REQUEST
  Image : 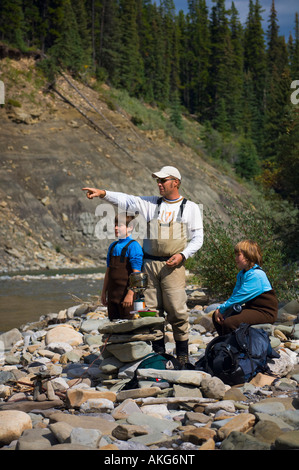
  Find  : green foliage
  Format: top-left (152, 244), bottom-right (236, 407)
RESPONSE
top-left (183, 0), bottom-right (211, 117)
top-left (263, 1), bottom-right (291, 162)
top-left (118, 0), bottom-right (144, 96)
top-left (243, 0), bottom-right (267, 150)
top-left (187, 195), bottom-right (297, 301)
top-left (274, 106), bottom-right (299, 256)
top-left (170, 89), bottom-right (183, 130)
top-left (7, 98), bottom-right (22, 107)
top-left (234, 136), bottom-right (260, 180)
top-left (48, 0), bottom-right (87, 76)
top-left (289, 13), bottom-right (299, 79)
top-left (0, 0), bottom-right (25, 49)
top-left (202, 124), bottom-right (259, 180)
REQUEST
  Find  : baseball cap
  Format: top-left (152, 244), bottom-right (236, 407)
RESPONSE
top-left (152, 166), bottom-right (181, 180)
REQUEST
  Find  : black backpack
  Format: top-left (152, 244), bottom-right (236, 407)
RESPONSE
top-left (195, 323), bottom-right (280, 386)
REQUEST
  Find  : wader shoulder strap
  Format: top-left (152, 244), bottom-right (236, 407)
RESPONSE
top-left (155, 197), bottom-right (163, 217)
top-left (108, 241), bottom-right (118, 263)
top-left (120, 240), bottom-right (136, 262)
top-left (179, 198), bottom-right (187, 218)
top-left (109, 239), bottom-right (136, 263)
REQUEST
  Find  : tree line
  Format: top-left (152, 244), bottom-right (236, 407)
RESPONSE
top-left (0, 0), bottom-right (298, 206)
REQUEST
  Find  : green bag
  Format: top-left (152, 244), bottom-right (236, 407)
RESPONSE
top-left (122, 352), bottom-right (181, 390)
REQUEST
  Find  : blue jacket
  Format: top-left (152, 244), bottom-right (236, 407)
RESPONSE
top-left (219, 264), bottom-right (272, 314)
top-left (107, 236), bottom-right (143, 271)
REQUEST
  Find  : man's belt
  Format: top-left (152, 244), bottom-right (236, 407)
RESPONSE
top-left (143, 252), bottom-right (170, 262)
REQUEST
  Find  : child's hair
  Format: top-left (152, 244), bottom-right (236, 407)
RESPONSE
top-left (115, 212), bottom-right (136, 228)
top-left (234, 239), bottom-right (262, 267)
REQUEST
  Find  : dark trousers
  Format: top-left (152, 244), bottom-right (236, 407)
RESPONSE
top-left (212, 289), bottom-right (278, 336)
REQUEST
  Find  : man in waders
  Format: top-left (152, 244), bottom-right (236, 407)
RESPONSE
top-left (82, 166), bottom-right (203, 365)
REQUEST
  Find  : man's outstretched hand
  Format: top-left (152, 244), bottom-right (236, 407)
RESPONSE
top-left (82, 187), bottom-right (106, 199)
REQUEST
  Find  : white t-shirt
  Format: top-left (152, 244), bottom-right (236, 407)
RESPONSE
top-left (103, 191), bottom-right (203, 259)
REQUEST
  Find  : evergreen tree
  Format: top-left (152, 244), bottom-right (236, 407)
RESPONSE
top-left (241, 71), bottom-right (256, 137)
top-left (143, 2), bottom-right (167, 104)
top-left (0, 0), bottom-right (24, 48)
top-left (276, 105), bottom-right (299, 205)
top-left (243, 0), bottom-right (267, 151)
top-left (170, 89), bottom-right (183, 129)
top-left (72, 0), bottom-right (92, 68)
top-left (43, 0), bottom-right (67, 50)
top-left (87, 0), bottom-right (100, 67)
top-left (213, 97), bottom-right (230, 134)
top-left (209, 0), bottom-right (236, 131)
top-left (267, 0), bottom-right (280, 67)
top-left (158, 0), bottom-right (176, 105)
top-left (95, 0), bottom-right (122, 84)
top-left (235, 136), bottom-right (260, 180)
top-left (36, 0), bottom-right (52, 54)
top-left (138, 0), bottom-right (155, 102)
top-left (118, 0), bottom-right (144, 96)
top-left (263, 0), bottom-right (290, 161)
top-left (48, 0), bottom-right (85, 75)
top-left (275, 103), bottom-right (299, 260)
top-left (22, 0), bottom-right (43, 49)
top-left (170, 13), bottom-right (181, 96)
top-left (185, 0), bottom-right (211, 119)
top-left (227, 2), bottom-right (244, 131)
top-left (289, 13), bottom-right (299, 79)
top-left (177, 10), bottom-right (190, 108)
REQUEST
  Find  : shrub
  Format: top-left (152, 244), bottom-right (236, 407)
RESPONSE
top-left (187, 195), bottom-right (297, 302)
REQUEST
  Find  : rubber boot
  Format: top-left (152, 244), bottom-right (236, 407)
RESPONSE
top-left (176, 339), bottom-right (189, 366)
top-left (152, 336), bottom-right (165, 354)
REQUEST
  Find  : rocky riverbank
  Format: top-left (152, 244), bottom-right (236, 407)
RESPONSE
top-left (0, 289), bottom-right (299, 452)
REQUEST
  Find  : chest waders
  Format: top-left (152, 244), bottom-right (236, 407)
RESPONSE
top-left (107, 240), bottom-right (135, 320)
top-left (143, 197), bottom-right (187, 260)
top-left (143, 198), bottom-right (190, 365)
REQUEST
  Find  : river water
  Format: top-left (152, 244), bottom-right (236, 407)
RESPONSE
top-left (0, 269), bottom-right (105, 333)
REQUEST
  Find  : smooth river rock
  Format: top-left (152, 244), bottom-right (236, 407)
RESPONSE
top-left (0, 410), bottom-right (32, 445)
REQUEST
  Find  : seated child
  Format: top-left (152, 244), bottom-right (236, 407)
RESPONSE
top-left (101, 212), bottom-right (143, 320)
top-left (213, 239), bottom-right (278, 336)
